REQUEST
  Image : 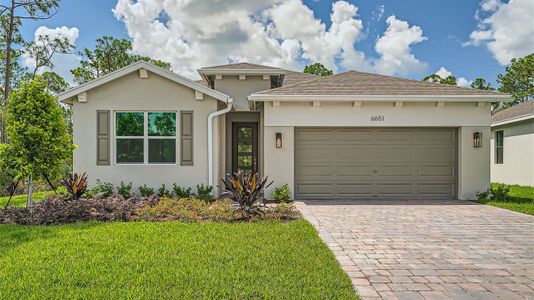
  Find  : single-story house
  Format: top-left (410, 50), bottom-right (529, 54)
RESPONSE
top-left (58, 61), bottom-right (512, 200)
top-left (490, 100), bottom-right (534, 186)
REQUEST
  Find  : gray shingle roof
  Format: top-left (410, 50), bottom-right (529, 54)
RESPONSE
top-left (257, 70), bottom-right (509, 96)
top-left (200, 62), bottom-right (282, 70)
top-left (492, 100), bottom-right (534, 124)
top-left (281, 70), bottom-right (321, 87)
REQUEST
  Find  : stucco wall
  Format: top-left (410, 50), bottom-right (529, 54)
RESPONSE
top-left (72, 70), bottom-right (221, 192)
top-left (214, 75), bottom-right (270, 111)
top-left (263, 101), bottom-right (492, 200)
top-left (490, 119), bottom-right (534, 186)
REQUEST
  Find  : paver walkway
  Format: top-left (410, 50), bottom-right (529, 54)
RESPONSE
top-left (296, 200), bottom-right (534, 300)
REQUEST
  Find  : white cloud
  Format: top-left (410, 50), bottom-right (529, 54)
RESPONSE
top-left (372, 5), bottom-right (385, 21)
top-left (435, 67), bottom-right (452, 79)
top-left (372, 16), bottom-right (427, 75)
top-left (433, 67), bottom-right (473, 87)
top-left (23, 26), bottom-right (80, 83)
top-left (113, 0), bottom-right (428, 78)
top-left (466, 0), bottom-right (534, 65)
top-left (457, 77), bottom-right (472, 87)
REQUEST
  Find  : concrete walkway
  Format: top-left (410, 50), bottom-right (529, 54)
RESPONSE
top-left (296, 200), bottom-right (534, 300)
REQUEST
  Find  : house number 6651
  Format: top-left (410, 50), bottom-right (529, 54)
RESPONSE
top-left (371, 116), bottom-right (384, 121)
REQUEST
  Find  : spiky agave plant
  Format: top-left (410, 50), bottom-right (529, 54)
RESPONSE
top-left (220, 171), bottom-right (272, 219)
top-left (61, 172), bottom-right (88, 200)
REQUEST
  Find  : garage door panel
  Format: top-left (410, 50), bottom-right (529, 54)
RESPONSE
top-left (375, 146), bottom-right (413, 161)
top-left (418, 166), bottom-right (454, 176)
top-left (295, 127), bottom-right (457, 200)
top-left (376, 165), bottom-right (413, 176)
top-left (377, 184), bottom-right (414, 195)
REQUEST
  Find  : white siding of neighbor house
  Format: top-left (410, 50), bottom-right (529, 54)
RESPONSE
top-left (263, 101), bottom-right (492, 200)
top-left (72, 71), bottom-right (222, 192)
top-left (490, 120), bottom-right (534, 186)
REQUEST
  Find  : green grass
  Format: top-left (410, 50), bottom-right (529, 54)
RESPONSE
top-left (477, 184), bottom-right (534, 215)
top-left (0, 220), bottom-right (358, 299)
top-left (0, 191), bottom-right (51, 208)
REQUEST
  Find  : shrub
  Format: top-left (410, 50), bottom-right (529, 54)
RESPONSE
top-left (139, 184), bottom-right (155, 198)
top-left (220, 171), bottom-right (272, 219)
top-left (196, 184), bottom-right (213, 203)
top-left (173, 184), bottom-right (192, 198)
top-left (92, 180), bottom-right (114, 198)
top-left (261, 203), bottom-right (301, 221)
top-left (134, 197), bottom-right (236, 222)
top-left (117, 181), bottom-right (133, 199)
top-left (61, 173), bottom-right (88, 200)
top-left (491, 183), bottom-right (511, 202)
top-left (157, 184), bottom-right (171, 198)
top-left (476, 190), bottom-right (490, 200)
top-left (271, 184), bottom-right (290, 202)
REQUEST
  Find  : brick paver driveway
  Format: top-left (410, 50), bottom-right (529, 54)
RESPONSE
top-left (296, 200), bottom-right (534, 300)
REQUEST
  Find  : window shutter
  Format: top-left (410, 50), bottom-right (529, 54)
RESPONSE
top-left (180, 111), bottom-right (193, 165)
top-left (97, 110), bottom-right (110, 165)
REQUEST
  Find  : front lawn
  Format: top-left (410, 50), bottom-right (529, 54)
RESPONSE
top-left (477, 184), bottom-right (534, 215)
top-left (0, 191), bottom-right (51, 208)
top-left (0, 220), bottom-right (358, 299)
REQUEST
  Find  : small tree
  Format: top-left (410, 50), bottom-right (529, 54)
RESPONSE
top-left (471, 77), bottom-right (494, 91)
top-left (303, 63), bottom-right (333, 76)
top-left (423, 74), bottom-right (457, 85)
top-left (0, 77), bottom-right (72, 209)
top-left (497, 53), bottom-right (533, 106)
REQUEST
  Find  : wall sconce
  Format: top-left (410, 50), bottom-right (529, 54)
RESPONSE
top-left (275, 132), bottom-right (282, 148)
top-left (473, 132), bottom-right (482, 148)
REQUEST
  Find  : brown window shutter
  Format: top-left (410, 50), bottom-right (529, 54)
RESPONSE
top-left (180, 111), bottom-right (193, 165)
top-left (97, 110), bottom-right (110, 165)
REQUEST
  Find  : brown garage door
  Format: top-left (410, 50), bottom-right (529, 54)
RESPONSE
top-left (294, 128), bottom-right (457, 200)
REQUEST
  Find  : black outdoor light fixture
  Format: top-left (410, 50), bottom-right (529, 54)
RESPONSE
top-left (473, 132), bottom-right (482, 148)
top-left (275, 132), bottom-right (283, 148)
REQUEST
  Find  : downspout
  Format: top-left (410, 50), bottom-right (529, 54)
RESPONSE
top-left (208, 97), bottom-right (233, 188)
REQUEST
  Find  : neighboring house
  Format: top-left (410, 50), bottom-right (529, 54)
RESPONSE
top-left (58, 61), bottom-right (512, 200)
top-left (490, 100), bottom-right (534, 186)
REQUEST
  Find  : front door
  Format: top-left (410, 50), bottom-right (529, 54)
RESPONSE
top-left (232, 123), bottom-right (258, 174)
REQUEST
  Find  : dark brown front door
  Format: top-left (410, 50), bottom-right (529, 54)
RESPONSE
top-left (232, 123), bottom-right (258, 174)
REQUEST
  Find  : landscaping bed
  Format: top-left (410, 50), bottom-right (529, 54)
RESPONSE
top-left (0, 220), bottom-right (358, 299)
top-left (476, 184), bottom-right (534, 215)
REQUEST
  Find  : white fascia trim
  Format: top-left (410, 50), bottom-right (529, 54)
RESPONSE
top-left (198, 69), bottom-right (286, 76)
top-left (59, 61), bottom-right (231, 104)
top-left (247, 94), bottom-right (514, 102)
top-left (491, 114), bottom-right (534, 127)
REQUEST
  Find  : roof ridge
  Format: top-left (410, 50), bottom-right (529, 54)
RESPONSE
top-left (200, 61), bottom-right (281, 70)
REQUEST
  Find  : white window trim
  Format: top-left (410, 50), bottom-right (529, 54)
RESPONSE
top-left (114, 111), bottom-right (177, 165)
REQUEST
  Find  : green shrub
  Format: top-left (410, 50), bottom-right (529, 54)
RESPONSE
top-left (476, 190), bottom-right (490, 200)
top-left (117, 181), bottom-right (133, 199)
top-left (139, 184), bottom-right (155, 198)
top-left (196, 184), bottom-right (213, 203)
top-left (173, 184), bottom-right (192, 198)
top-left (491, 183), bottom-right (511, 202)
top-left (92, 180), bottom-right (114, 198)
top-left (272, 184), bottom-right (290, 202)
top-left (157, 184), bottom-right (171, 198)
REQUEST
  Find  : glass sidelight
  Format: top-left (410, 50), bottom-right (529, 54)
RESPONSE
top-left (232, 123), bottom-right (258, 174)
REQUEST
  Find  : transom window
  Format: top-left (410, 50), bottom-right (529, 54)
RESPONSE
top-left (495, 130), bottom-right (504, 164)
top-left (115, 112), bottom-right (176, 164)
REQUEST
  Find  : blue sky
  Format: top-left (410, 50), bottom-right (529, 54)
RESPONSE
top-left (18, 0), bottom-right (533, 86)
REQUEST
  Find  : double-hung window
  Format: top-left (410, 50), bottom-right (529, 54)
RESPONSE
top-left (495, 130), bottom-right (504, 164)
top-left (115, 111), bottom-right (177, 164)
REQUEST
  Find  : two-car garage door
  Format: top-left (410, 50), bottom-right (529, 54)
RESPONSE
top-left (294, 128), bottom-right (457, 200)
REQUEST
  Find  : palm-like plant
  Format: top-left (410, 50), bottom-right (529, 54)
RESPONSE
top-left (220, 171), bottom-right (272, 219)
top-left (61, 172), bottom-right (88, 200)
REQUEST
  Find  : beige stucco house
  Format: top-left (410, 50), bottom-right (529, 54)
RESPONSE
top-left (490, 100), bottom-right (534, 186)
top-left (59, 61), bottom-right (512, 200)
